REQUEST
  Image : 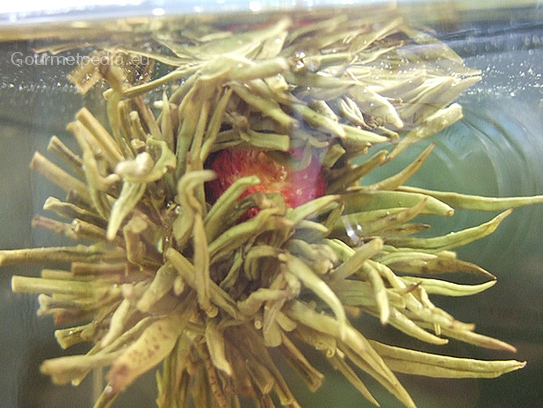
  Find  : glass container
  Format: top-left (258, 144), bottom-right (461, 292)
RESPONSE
top-left (0, 1), bottom-right (542, 407)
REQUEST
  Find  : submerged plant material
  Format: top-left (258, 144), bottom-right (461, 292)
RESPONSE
top-left (2, 8), bottom-right (543, 408)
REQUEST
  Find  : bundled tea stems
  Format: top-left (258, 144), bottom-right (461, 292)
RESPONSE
top-left (3, 8), bottom-right (542, 408)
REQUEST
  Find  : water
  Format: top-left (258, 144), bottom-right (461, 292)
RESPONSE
top-left (0, 2), bottom-right (542, 407)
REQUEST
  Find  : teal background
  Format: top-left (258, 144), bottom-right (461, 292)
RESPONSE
top-left (0, 4), bottom-right (542, 407)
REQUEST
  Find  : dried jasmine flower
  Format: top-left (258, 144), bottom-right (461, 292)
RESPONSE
top-left (2, 7), bottom-right (543, 408)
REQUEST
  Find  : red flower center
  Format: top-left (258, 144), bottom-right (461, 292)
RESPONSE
top-left (206, 149), bottom-right (327, 212)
